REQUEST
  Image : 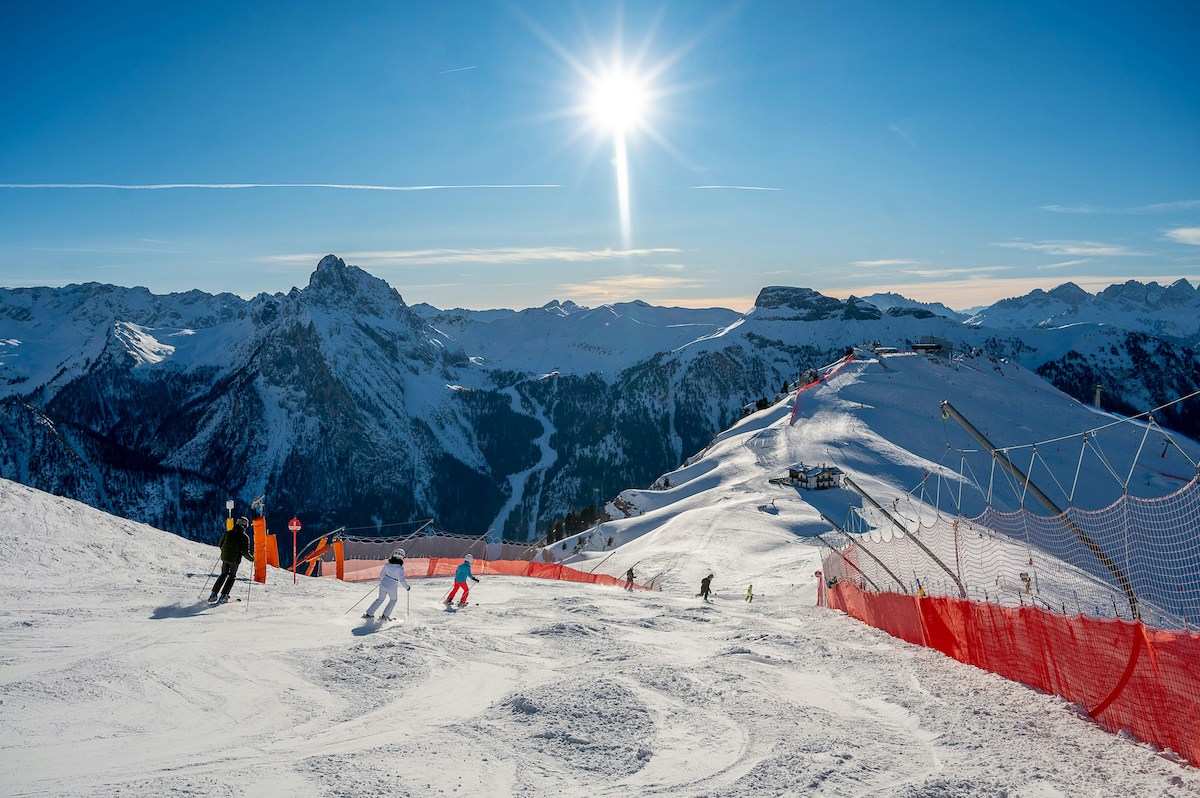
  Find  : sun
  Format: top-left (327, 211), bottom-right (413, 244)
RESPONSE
top-left (528, 18), bottom-right (694, 251)
top-left (588, 72), bottom-right (648, 133)
top-left (581, 68), bottom-right (654, 249)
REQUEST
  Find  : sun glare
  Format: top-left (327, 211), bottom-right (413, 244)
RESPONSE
top-left (529, 12), bottom-right (699, 253)
top-left (589, 73), bottom-right (647, 132)
top-left (583, 69), bottom-right (653, 249)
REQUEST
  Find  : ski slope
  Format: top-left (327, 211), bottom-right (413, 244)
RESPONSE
top-left (2, 476), bottom-right (1198, 797)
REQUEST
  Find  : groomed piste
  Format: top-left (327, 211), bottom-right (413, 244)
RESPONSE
top-left (3, 348), bottom-right (1199, 796)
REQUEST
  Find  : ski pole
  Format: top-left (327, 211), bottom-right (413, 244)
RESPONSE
top-left (406, 589), bottom-right (410, 621)
top-left (246, 569), bottom-right (252, 608)
top-left (197, 556), bottom-right (220, 600)
top-left (343, 584), bottom-right (378, 616)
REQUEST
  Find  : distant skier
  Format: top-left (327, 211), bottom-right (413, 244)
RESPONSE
top-left (745, 584), bottom-right (754, 603)
top-left (209, 516), bottom-right (253, 604)
top-left (363, 547), bottom-right (411, 622)
top-left (624, 567), bottom-right (635, 591)
top-left (699, 573), bottom-right (714, 603)
top-left (445, 553), bottom-right (480, 606)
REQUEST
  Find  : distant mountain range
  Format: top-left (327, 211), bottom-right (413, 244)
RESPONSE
top-left (2, 256), bottom-right (1197, 545)
top-left (964, 279), bottom-right (1200, 344)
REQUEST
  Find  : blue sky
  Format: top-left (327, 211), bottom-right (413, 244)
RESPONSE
top-left (1, 1), bottom-right (1198, 311)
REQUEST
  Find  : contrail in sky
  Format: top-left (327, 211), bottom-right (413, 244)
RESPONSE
top-left (690, 185), bottom-right (782, 191)
top-left (0, 183), bottom-right (558, 191)
top-left (435, 65), bottom-right (478, 75)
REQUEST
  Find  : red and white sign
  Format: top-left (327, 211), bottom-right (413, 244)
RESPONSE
top-left (289, 517), bottom-right (302, 584)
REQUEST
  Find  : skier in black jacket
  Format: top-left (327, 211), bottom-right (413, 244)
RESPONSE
top-left (699, 573), bottom-right (714, 602)
top-left (210, 517), bottom-right (254, 603)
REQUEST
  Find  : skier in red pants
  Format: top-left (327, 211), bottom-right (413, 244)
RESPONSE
top-left (445, 553), bottom-right (480, 605)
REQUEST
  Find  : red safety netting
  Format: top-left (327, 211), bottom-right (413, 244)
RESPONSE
top-left (824, 580), bottom-right (1200, 765)
top-left (325, 557), bottom-right (650, 591)
top-left (789, 354), bottom-right (855, 425)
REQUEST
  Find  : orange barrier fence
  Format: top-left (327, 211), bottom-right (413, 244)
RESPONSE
top-left (824, 579), bottom-right (1200, 765)
top-left (324, 557), bottom-right (651, 591)
top-left (250, 519), bottom-right (281, 583)
top-left (264, 534), bottom-right (280, 568)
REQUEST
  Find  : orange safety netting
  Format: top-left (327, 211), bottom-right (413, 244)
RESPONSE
top-left (252, 518), bottom-right (267, 583)
top-left (264, 534), bottom-right (280, 568)
top-left (324, 556), bottom-right (650, 591)
top-left (824, 580), bottom-right (1200, 765)
top-left (250, 520), bottom-right (280, 582)
top-left (789, 354), bottom-right (855, 425)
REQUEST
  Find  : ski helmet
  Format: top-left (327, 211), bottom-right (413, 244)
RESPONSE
top-left (237, 516), bottom-right (250, 527)
top-left (392, 547), bottom-right (406, 560)
top-left (464, 553), bottom-right (474, 563)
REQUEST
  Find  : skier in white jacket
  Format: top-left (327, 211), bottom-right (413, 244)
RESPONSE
top-left (363, 548), bottom-right (411, 621)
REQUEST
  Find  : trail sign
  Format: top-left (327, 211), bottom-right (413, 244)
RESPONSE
top-left (289, 517), bottom-right (302, 583)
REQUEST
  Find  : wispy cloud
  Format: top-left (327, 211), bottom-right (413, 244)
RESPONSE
top-left (900, 266), bottom-right (1009, 278)
top-left (557, 274), bottom-right (708, 303)
top-left (689, 185), bottom-right (782, 191)
top-left (660, 263), bottom-right (687, 272)
top-left (0, 182), bottom-right (558, 191)
top-left (258, 247), bottom-right (681, 268)
top-left (852, 258), bottom-right (918, 267)
top-left (434, 65), bottom-right (478, 75)
top-left (1032, 258), bottom-right (1089, 271)
top-left (1040, 200), bottom-right (1200, 214)
top-left (888, 123), bottom-right (916, 148)
top-left (1036, 259), bottom-right (1090, 270)
top-left (992, 240), bottom-right (1141, 257)
top-left (1164, 227), bottom-right (1200, 246)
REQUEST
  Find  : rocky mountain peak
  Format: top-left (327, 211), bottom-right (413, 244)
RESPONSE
top-left (1046, 282), bottom-right (1091, 305)
top-left (303, 254), bottom-right (408, 316)
top-left (542, 299), bottom-right (585, 316)
top-left (752, 286), bottom-right (882, 321)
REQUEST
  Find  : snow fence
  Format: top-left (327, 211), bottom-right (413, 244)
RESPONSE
top-left (324, 556), bottom-right (651, 591)
top-left (820, 580), bottom-right (1200, 766)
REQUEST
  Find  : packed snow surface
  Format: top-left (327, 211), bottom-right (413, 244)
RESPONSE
top-left (2, 477), bottom-right (1198, 797)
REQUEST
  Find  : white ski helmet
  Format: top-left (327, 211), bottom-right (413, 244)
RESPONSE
top-left (392, 547), bottom-right (406, 559)
top-left (237, 516), bottom-right (250, 527)
top-left (464, 553), bottom-right (474, 563)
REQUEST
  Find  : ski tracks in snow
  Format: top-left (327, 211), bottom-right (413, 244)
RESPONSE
top-left (5, 572), bottom-right (1199, 796)
top-left (487, 386), bottom-right (558, 537)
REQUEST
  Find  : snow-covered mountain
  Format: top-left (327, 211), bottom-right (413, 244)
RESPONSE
top-left (965, 279), bottom-right (1200, 345)
top-left (859, 291), bottom-right (967, 321)
top-left (2, 262), bottom-right (1198, 547)
top-left (411, 298), bottom-right (740, 374)
top-left (3, 342), bottom-right (1198, 794)
top-left (574, 348), bottom-right (1200, 613)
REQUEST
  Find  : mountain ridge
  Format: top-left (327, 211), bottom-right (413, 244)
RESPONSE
top-left (2, 259), bottom-right (1198, 544)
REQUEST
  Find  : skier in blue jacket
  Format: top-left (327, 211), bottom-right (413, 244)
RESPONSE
top-left (445, 553), bottom-right (480, 606)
